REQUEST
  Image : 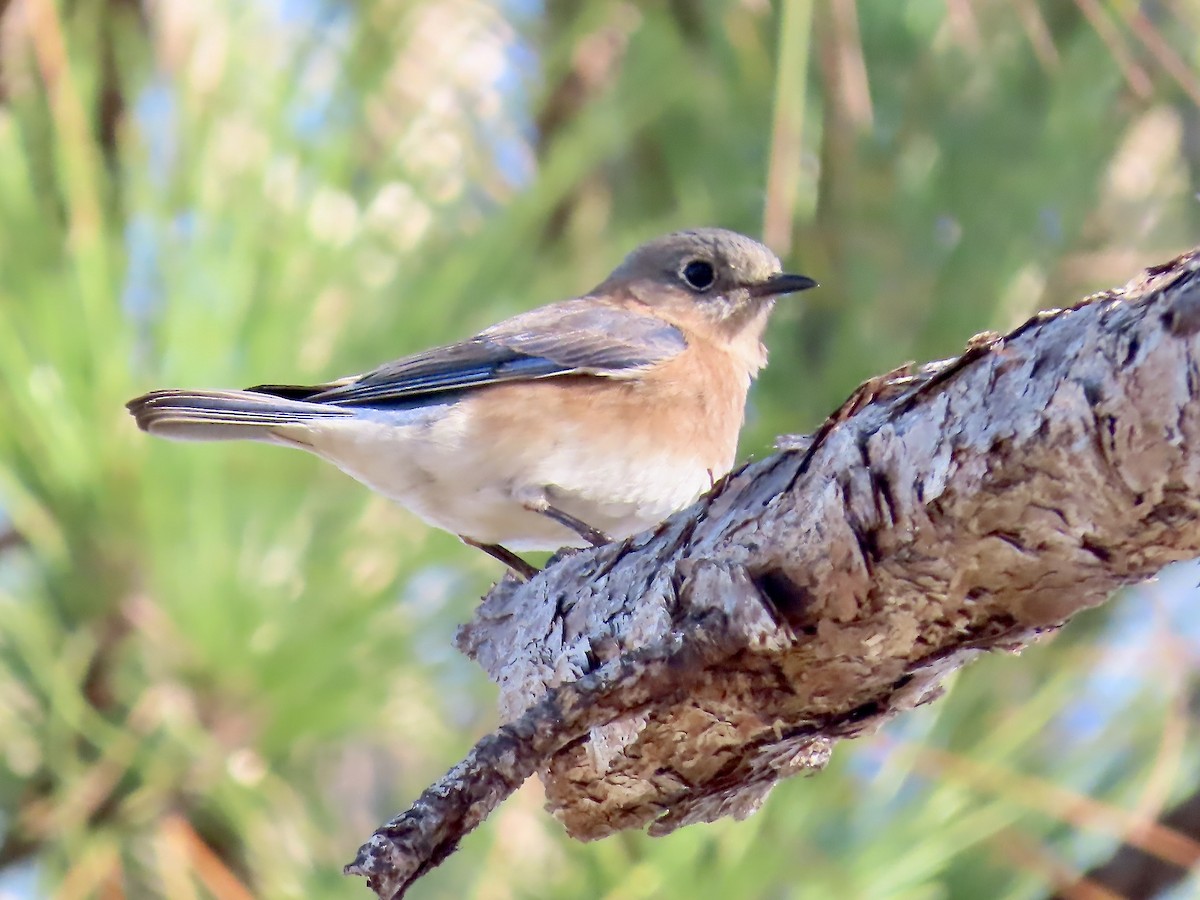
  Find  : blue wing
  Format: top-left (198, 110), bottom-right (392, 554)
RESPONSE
top-left (248, 299), bottom-right (687, 407)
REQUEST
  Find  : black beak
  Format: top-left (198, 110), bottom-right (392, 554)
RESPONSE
top-left (747, 272), bottom-right (819, 298)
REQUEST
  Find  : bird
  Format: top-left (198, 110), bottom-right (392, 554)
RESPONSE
top-left (127, 228), bottom-right (817, 579)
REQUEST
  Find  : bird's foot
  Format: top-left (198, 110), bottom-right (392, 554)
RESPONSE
top-left (524, 501), bottom-right (611, 548)
top-left (461, 537), bottom-right (540, 581)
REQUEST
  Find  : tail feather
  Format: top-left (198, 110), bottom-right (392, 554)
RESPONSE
top-left (126, 389), bottom-right (352, 442)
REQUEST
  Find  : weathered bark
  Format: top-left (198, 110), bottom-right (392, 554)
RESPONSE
top-left (347, 248), bottom-right (1200, 899)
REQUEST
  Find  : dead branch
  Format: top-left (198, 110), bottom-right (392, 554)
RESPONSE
top-left (347, 247), bottom-right (1200, 899)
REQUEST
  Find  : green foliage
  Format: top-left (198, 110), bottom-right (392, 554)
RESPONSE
top-left (0, 0), bottom-right (1198, 896)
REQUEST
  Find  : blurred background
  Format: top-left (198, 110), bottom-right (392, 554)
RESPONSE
top-left (1, 0), bottom-right (1200, 897)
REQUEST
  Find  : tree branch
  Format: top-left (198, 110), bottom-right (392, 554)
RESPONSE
top-left (347, 247), bottom-right (1200, 898)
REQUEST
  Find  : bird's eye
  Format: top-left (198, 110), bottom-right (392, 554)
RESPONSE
top-left (680, 259), bottom-right (716, 292)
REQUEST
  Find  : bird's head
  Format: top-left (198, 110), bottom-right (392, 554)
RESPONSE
top-left (595, 228), bottom-right (817, 337)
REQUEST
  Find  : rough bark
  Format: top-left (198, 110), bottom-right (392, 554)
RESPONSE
top-left (347, 247), bottom-right (1200, 899)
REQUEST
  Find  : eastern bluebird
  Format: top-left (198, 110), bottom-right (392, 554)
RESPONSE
top-left (127, 228), bottom-right (816, 578)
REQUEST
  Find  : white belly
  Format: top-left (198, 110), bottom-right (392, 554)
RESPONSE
top-left (282, 403), bottom-right (716, 550)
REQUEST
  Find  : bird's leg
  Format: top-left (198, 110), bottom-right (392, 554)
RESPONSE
top-left (521, 498), bottom-right (611, 548)
top-left (461, 537), bottom-right (539, 581)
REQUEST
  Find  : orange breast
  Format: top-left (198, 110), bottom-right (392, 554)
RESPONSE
top-left (467, 338), bottom-right (753, 483)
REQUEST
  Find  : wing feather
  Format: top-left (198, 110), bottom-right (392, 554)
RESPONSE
top-left (251, 300), bottom-right (686, 407)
